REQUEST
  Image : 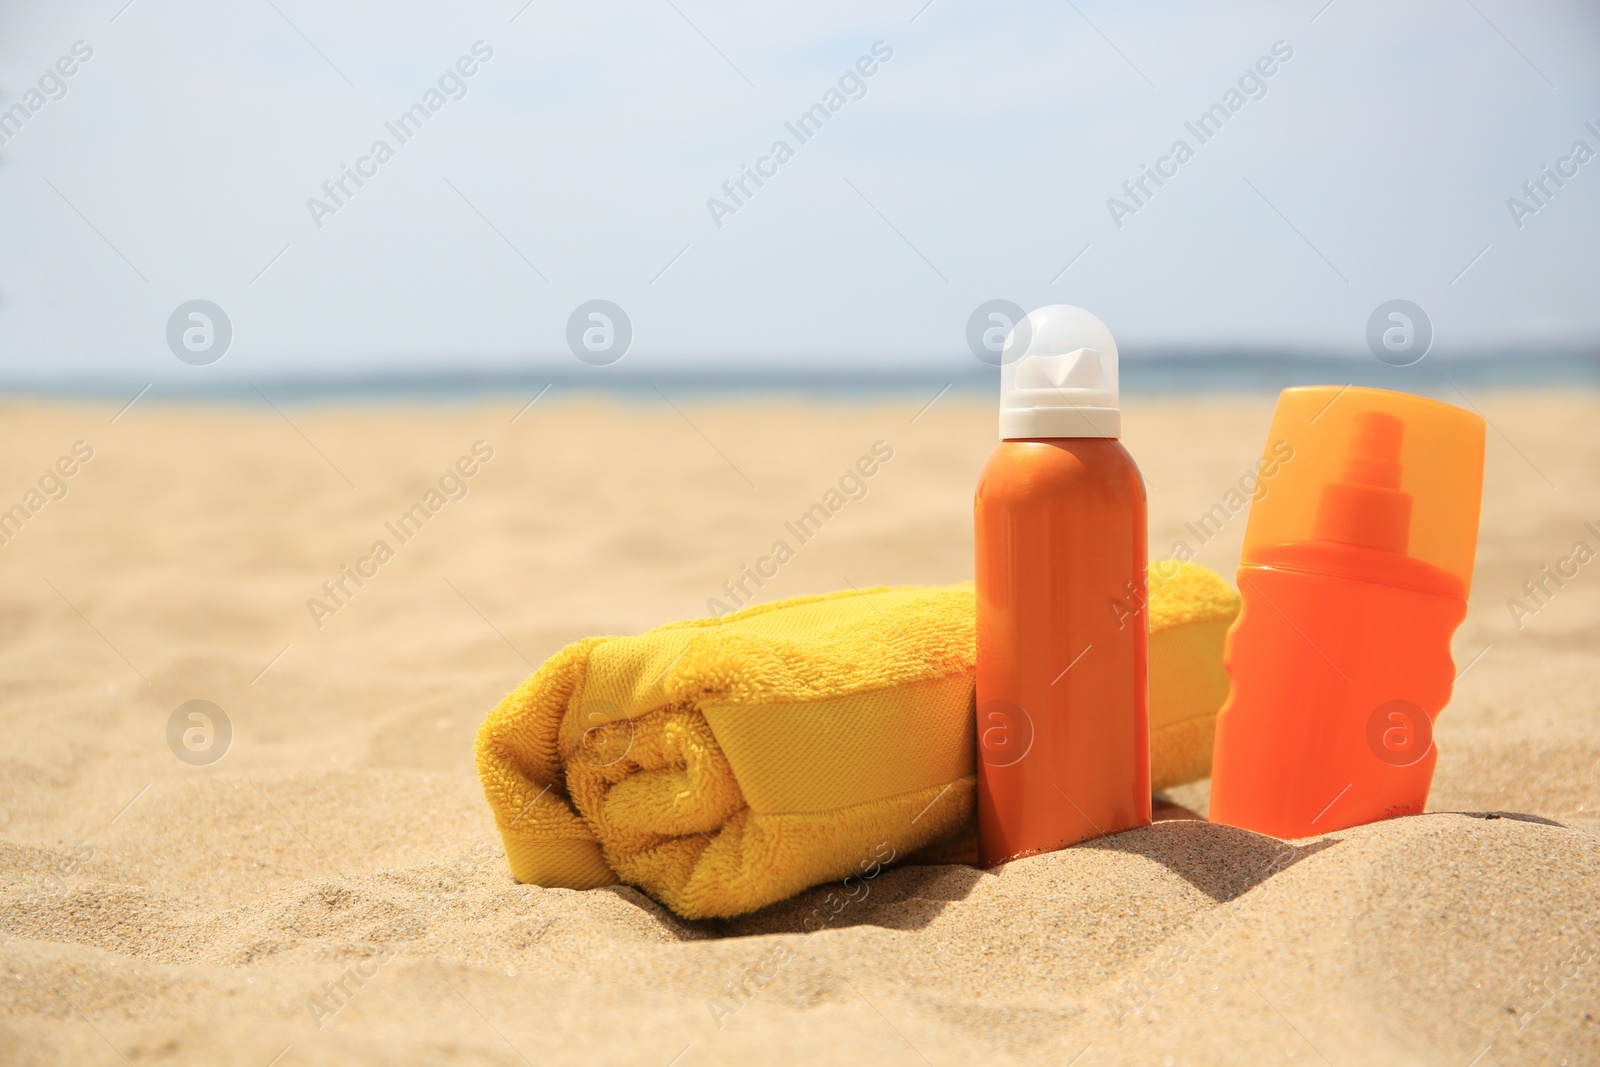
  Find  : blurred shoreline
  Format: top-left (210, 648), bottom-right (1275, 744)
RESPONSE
top-left (2, 349), bottom-right (1598, 404)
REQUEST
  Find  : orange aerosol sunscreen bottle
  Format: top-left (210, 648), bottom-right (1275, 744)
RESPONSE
top-left (1209, 386), bottom-right (1485, 838)
top-left (975, 305), bottom-right (1151, 867)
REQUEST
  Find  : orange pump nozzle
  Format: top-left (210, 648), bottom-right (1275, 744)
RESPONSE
top-left (1311, 411), bottom-right (1412, 554)
top-left (1239, 387), bottom-right (1486, 597)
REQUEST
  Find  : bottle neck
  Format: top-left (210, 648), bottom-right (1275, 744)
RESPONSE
top-left (999, 406), bottom-right (1120, 440)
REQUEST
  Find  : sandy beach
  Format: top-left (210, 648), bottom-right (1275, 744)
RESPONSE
top-left (0, 388), bottom-right (1596, 1066)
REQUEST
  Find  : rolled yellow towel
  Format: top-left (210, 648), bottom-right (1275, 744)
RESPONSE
top-left (475, 563), bottom-right (1238, 919)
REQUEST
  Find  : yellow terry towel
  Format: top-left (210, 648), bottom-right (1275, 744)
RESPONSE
top-left (476, 563), bottom-right (1238, 920)
top-left (1148, 560), bottom-right (1239, 790)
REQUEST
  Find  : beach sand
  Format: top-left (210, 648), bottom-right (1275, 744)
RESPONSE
top-left (1, 388), bottom-right (1596, 1065)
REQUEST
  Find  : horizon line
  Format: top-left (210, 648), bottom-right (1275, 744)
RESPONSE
top-left (1, 348), bottom-right (1596, 402)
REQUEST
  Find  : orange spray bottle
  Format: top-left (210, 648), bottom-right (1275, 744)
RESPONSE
top-left (975, 305), bottom-right (1151, 867)
top-left (1209, 386), bottom-right (1485, 838)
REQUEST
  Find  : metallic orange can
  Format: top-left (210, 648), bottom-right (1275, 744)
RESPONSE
top-left (974, 306), bottom-right (1151, 866)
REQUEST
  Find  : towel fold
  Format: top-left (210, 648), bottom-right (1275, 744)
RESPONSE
top-left (476, 563), bottom-right (1237, 919)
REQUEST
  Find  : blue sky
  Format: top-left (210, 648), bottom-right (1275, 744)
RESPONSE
top-left (1, 0), bottom-right (1597, 381)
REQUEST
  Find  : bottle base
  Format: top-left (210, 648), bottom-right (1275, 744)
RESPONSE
top-left (979, 816), bottom-right (1154, 868)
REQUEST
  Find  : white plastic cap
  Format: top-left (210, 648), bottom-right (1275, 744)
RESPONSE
top-left (998, 305), bottom-right (1120, 439)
